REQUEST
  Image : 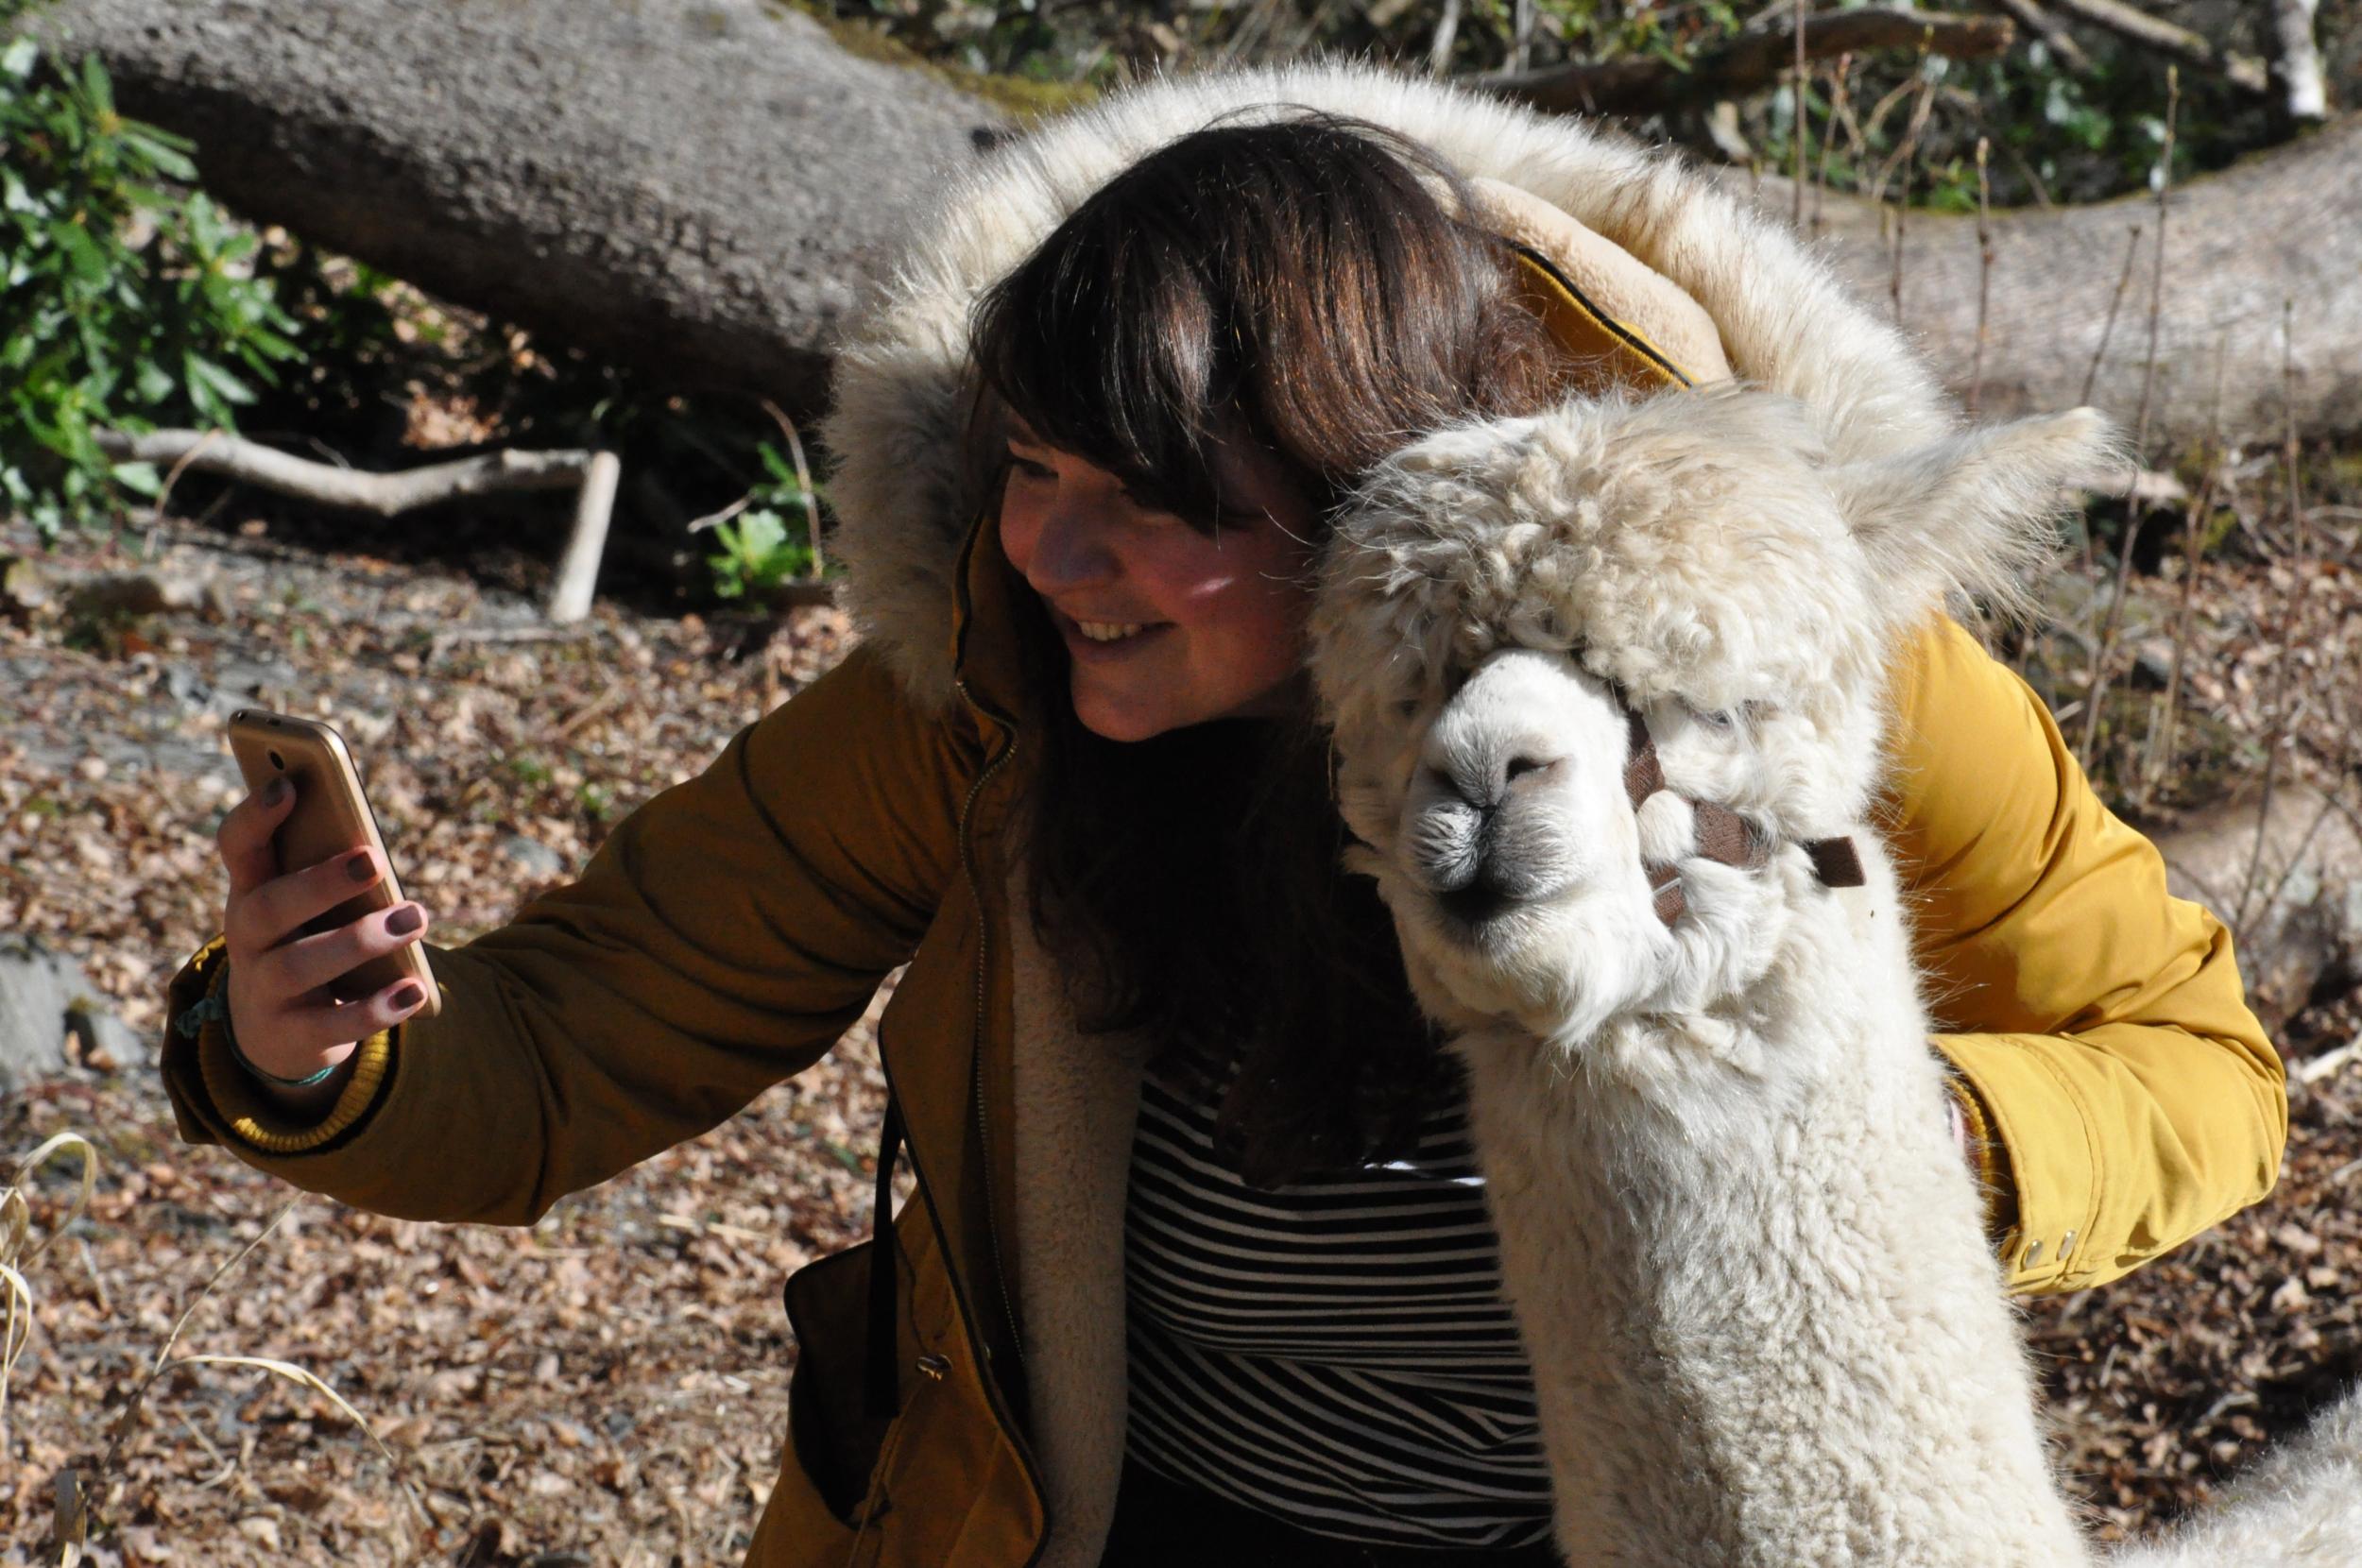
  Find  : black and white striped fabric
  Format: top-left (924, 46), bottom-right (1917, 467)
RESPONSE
top-left (1122, 1060), bottom-right (1556, 1549)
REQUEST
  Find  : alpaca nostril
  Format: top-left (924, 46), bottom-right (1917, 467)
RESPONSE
top-left (1502, 754), bottom-right (1558, 787)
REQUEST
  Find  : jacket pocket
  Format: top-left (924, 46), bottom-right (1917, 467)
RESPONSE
top-left (783, 1238), bottom-right (899, 1524)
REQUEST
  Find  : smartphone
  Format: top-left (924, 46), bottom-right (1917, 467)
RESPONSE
top-left (226, 708), bottom-right (441, 1016)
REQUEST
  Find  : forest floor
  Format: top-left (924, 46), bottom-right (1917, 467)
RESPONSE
top-left (0, 486), bottom-right (2357, 1564)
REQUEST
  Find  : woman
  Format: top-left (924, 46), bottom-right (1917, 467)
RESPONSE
top-left (165, 68), bottom-right (2282, 1568)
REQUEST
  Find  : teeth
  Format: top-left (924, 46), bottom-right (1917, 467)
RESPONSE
top-left (1076, 621), bottom-right (1147, 642)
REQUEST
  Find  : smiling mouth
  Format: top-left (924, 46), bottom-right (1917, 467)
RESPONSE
top-left (1074, 620), bottom-right (1147, 642)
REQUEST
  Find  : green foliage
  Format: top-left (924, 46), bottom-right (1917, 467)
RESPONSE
top-left (706, 441), bottom-right (826, 600)
top-left (830, 0), bottom-right (2307, 211)
top-left (0, 27), bottom-right (304, 538)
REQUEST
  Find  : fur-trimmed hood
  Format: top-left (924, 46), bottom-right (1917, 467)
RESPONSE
top-left (821, 60), bottom-right (1963, 712)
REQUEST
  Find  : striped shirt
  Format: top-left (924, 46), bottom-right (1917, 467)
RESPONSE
top-left (1123, 1060), bottom-right (1555, 1549)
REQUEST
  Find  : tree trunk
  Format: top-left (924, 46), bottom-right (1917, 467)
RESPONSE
top-left (1737, 118), bottom-right (2362, 443)
top-left (26, 0), bottom-right (2362, 441)
top-left (29, 0), bottom-right (1009, 419)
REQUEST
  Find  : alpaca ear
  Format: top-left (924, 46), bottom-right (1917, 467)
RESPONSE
top-left (1840, 407), bottom-right (2120, 626)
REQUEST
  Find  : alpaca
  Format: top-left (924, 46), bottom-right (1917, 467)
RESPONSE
top-left (1306, 383), bottom-right (2362, 1566)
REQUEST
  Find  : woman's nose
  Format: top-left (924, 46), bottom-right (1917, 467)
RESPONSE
top-left (1024, 497), bottom-right (1118, 594)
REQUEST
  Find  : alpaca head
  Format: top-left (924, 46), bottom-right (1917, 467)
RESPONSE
top-left (1310, 386), bottom-right (2111, 1045)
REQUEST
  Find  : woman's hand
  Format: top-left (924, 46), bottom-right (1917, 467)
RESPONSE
top-left (215, 776), bottom-right (434, 1103)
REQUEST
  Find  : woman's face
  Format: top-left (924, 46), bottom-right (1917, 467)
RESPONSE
top-left (998, 420), bottom-right (1315, 742)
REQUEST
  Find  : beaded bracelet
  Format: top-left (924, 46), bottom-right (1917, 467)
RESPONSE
top-left (176, 984), bottom-right (339, 1089)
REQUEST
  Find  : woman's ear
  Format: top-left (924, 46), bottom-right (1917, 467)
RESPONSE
top-left (1839, 407), bottom-right (2120, 630)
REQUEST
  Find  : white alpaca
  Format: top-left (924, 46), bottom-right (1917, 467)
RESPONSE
top-left (1307, 383), bottom-right (2362, 1567)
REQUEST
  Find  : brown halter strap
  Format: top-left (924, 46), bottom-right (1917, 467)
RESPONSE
top-left (1618, 703), bottom-right (1864, 928)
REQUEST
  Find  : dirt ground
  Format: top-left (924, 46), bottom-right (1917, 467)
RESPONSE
top-left (1, 503), bottom-right (2357, 1565)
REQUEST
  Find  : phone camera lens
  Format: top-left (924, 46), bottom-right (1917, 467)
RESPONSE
top-left (267, 750), bottom-right (285, 771)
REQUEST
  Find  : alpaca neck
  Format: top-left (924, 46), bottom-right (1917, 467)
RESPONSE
top-left (1453, 862), bottom-right (2091, 1567)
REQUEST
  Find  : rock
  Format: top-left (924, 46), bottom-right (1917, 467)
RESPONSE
top-left (64, 569), bottom-right (230, 622)
top-left (501, 833), bottom-right (568, 880)
top-left (2153, 786), bottom-right (2362, 1034)
top-left (64, 1003), bottom-right (139, 1074)
top-left (2129, 636), bottom-right (2180, 691)
top-left (1, 553), bottom-right (54, 622)
top-left (0, 935), bottom-right (91, 1096)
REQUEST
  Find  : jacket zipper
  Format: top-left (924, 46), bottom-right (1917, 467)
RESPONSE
top-left (954, 675), bottom-right (1028, 1368)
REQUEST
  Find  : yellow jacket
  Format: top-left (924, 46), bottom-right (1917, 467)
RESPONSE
top-left (158, 65), bottom-right (2282, 1568)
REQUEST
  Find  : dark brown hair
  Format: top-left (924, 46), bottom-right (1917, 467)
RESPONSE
top-left (969, 113), bottom-right (1567, 1185)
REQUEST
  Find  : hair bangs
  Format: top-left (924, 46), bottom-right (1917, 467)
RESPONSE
top-left (972, 196), bottom-right (1236, 530)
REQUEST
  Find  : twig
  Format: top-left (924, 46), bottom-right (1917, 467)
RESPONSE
top-left (1483, 6), bottom-right (2011, 115)
top-left (757, 399), bottom-right (825, 580)
top-left (2079, 224), bottom-right (2145, 411)
top-left (148, 428), bottom-right (223, 538)
top-left (1968, 138), bottom-right (1993, 417)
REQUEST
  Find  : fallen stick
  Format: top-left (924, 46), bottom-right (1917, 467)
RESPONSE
top-left (96, 429), bottom-right (621, 624)
top-left (1484, 6), bottom-right (2012, 115)
top-left (2041, 0), bottom-right (2270, 94)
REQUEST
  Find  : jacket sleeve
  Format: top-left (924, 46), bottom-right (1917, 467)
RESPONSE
top-left (157, 644), bottom-right (977, 1225)
top-left (1887, 618), bottom-right (2286, 1295)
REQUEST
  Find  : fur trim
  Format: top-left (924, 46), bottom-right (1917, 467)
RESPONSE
top-left (824, 61), bottom-right (1960, 712)
top-left (1006, 871), bottom-right (1147, 1568)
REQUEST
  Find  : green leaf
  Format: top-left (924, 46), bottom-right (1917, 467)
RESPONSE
top-left (52, 219), bottom-right (108, 284)
top-left (120, 128), bottom-right (197, 182)
top-left (110, 460), bottom-right (163, 498)
top-left (182, 350), bottom-right (257, 409)
top-left (79, 56), bottom-right (114, 120)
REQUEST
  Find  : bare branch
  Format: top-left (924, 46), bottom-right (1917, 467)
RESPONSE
top-left (94, 431), bottom-right (600, 516)
top-left (2042, 0), bottom-right (2271, 94)
top-left (95, 430), bottom-right (622, 624)
top-left (1483, 6), bottom-right (2013, 116)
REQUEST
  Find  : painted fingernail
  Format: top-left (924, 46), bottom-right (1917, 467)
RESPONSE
top-left (392, 984), bottom-right (424, 1010)
top-left (346, 849), bottom-right (376, 882)
top-left (385, 905), bottom-right (423, 935)
top-left (263, 777), bottom-right (290, 806)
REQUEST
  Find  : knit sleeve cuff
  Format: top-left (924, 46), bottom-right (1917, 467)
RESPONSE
top-left (170, 936), bottom-right (397, 1155)
top-left (1940, 1065), bottom-right (2017, 1241)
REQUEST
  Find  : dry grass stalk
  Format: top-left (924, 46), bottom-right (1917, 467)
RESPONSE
top-left (1887, 75), bottom-right (1938, 323)
top-left (2, 1133), bottom-right (98, 1435)
top-left (2080, 225), bottom-right (2146, 411)
top-left (1793, 0), bottom-right (1811, 231)
top-left (2234, 299), bottom-right (2311, 939)
top-left (30, 1192), bottom-right (440, 1562)
top-left (2142, 334), bottom-right (2231, 810)
top-left (2076, 69), bottom-right (2180, 768)
top-left (2131, 66), bottom-right (2178, 464)
top-left (1812, 53), bottom-right (1856, 237)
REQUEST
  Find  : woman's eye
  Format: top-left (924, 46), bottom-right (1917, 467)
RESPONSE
top-left (1006, 452), bottom-right (1054, 480)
